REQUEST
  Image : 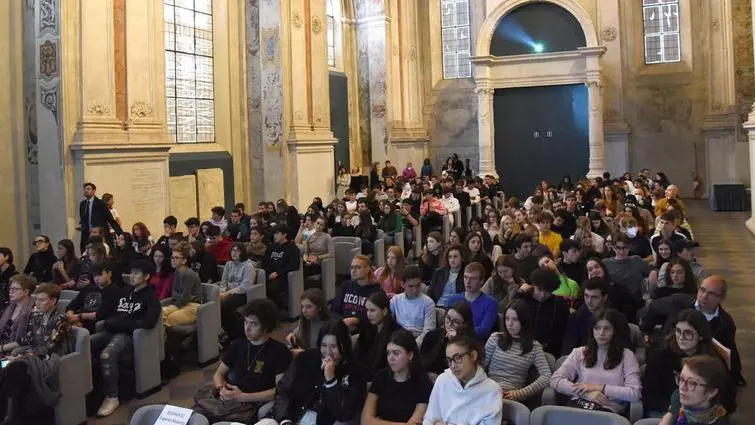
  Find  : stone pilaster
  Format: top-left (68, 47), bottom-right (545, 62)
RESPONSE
top-left (743, 0), bottom-right (755, 235)
top-left (0, 0), bottom-right (30, 257)
top-left (475, 87), bottom-right (496, 177)
top-left (587, 80), bottom-right (606, 178)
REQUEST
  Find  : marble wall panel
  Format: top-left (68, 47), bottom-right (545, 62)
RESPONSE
top-left (426, 79), bottom-right (479, 172)
top-left (169, 175), bottom-right (199, 222)
top-left (196, 168), bottom-right (226, 222)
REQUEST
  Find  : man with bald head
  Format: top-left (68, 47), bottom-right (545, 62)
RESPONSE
top-left (654, 184), bottom-right (688, 217)
top-left (641, 275), bottom-right (744, 388)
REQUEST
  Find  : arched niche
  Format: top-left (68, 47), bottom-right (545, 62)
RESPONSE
top-left (489, 2), bottom-right (586, 56)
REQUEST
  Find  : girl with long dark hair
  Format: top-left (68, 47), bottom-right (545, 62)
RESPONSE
top-left (482, 255), bottom-right (525, 310)
top-left (355, 292), bottom-right (403, 380)
top-left (551, 308), bottom-right (642, 413)
top-left (484, 299), bottom-right (551, 402)
top-left (652, 258), bottom-right (698, 300)
top-left (286, 288), bottom-right (331, 355)
top-left (52, 239), bottom-right (83, 289)
top-left (419, 299), bottom-right (475, 381)
top-left (149, 245), bottom-right (173, 300)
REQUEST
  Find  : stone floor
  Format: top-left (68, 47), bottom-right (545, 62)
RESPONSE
top-left (90, 200), bottom-right (754, 425)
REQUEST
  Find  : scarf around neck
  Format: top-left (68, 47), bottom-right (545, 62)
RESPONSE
top-left (676, 402), bottom-right (726, 425)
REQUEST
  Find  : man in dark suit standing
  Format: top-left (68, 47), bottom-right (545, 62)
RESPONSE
top-left (79, 182), bottom-right (122, 254)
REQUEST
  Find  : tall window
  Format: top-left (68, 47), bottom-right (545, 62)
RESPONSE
top-left (441, 0), bottom-right (471, 79)
top-left (164, 0), bottom-right (215, 143)
top-left (642, 0), bottom-right (681, 64)
top-left (327, 0), bottom-right (336, 67)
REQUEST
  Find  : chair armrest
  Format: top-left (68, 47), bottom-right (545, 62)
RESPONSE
top-left (287, 267), bottom-right (305, 318)
top-left (321, 257), bottom-right (337, 302)
top-left (373, 239), bottom-right (385, 267)
top-left (541, 387), bottom-right (556, 406)
top-left (196, 300), bottom-right (220, 364)
top-left (58, 352), bottom-right (89, 395)
top-left (629, 400), bottom-right (644, 424)
top-left (258, 401), bottom-right (274, 419)
top-left (160, 297), bottom-right (173, 306)
top-left (95, 320), bottom-right (105, 334)
top-left (247, 284), bottom-right (266, 302)
top-left (133, 324), bottom-right (164, 393)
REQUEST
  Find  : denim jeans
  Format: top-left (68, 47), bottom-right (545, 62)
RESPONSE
top-left (91, 332), bottom-right (133, 397)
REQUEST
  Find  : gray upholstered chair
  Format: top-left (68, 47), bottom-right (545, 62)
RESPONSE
top-left (442, 214), bottom-right (452, 243)
top-left (412, 224), bottom-right (422, 259)
top-left (374, 230), bottom-right (386, 268)
top-left (531, 405), bottom-right (631, 425)
top-left (633, 419), bottom-right (661, 425)
top-left (474, 202), bottom-right (482, 219)
top-left (129, 404), bottom-right (209, 425)
top-left (130, 309), bottom-right (165, 396)
top-left (56, 298), bottom-right (72, 312)
top-left (55, 327), bottom-right (92, 425)
top-left (333, 236), bottom-right (361, 276)
top-left (540, 353), bottom-right (557, 406)
top-left (435, 308), bottom-right (446, 329)
top-left (286, 264), bottom-right (305, 320)
top-left (502, 399), bottom-right (531, 425)
top-left (248, 268), bottom-right (267, 301)
top-left (166, 283), bottom-right (221, 366)
top-left (60, 289), bottom-right (79, 301)
top-left (465, 206), bottom-right (473, 229)
top-left (628, 323), bottom-right (646, 365)
top-left (453, 210), bottom-right (462, 230)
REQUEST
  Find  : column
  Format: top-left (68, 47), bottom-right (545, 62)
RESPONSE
top-left (390, 0), bottom-right (428, 172)
top-left (0, 0), bottom-right (30, 257)
top-left (587, 80), bottom-right (605, 178)
top-left (476, 87), bottom-right (496, 177)
top-left (745, 0), bottom-right (755, 235)
top-left (286, 0), bottom-right (337, 209)
top-left (357, 15), bottom-right (391, 164)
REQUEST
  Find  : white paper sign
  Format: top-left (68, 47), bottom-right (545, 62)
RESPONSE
top-left (155, 405), bottom-right (194, 425)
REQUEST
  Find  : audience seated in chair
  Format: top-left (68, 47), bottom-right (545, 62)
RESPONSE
top-left (266, 320), bottom-right (366, 425)
top-left (427, 244), bottom-right (466, 308)
top-left (485, 299), bottom-right (552, 403)
top-left (93, 259), bottom-right (161, 418)
top-left (361, 329), bottom-right (432, 425)
top-left (218, 242), bottom-right (256, 342)
top-left (585, 258), bottom-right (637, 324)
top-left (537, 254), bottom-right (580, 307)
top-left (651, 258), bottom-right (697, 300)
top-left (162, 242), bottom-right (204, 329)
top-left (373, 246), bottom-right (404, 298)
top-left (66, 261), bottom-right (125, 336)
top-left (562, 278), bottom-right (610, 356)
top-left (0, 248), bottom-right (19, 314)
top-left (330, 255), bottom-right (384, 333)
top-left (262, 226), bottom-right (301, 312)
top-left (188, 240), bottom-right (219, 284)
top-left (643, 309), bottom-right (736, 417)
top-left (285, 289), bottom-right (330, 356)
top-left (423, 334), bottom-right (502, 425)
top-left (299, 216), bottom-right (332, 282)
top-left (465, 232), bottom-right (494, 280)
top-left (658, 355), bottom-right (729, 425)
top-left (355, 291), bottom-right (403, 381)
top-left (418, 232), bottom-right (443, 284)
top-left (420, 300), bottom-right (475, 382)
top-left (482, 255), bottom-right (527, 312)
top-left (550, 308), bottom-right (642, 415)
top-left (5, 283), bottom-right (67, 356)
top-left (149, 245), bottom-right (174, 301)
top-left (390, 265), bottom-right (436, 346)
top-left (52, 239), bottom-right (84, 289)
top-left (204, 224), bottom-right (232, 265)
top-left (515, 268), bottom-right (570, 357)
top-left (0, 275), bottom-right (36, 356)
top-left (448, 262), bottom-right (498, 341)
top-left (24, 234), bottom-right (57, 284)
top-left (193, 299), bottom-right (292, 423)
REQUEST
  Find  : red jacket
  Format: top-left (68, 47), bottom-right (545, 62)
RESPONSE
top-left (206, 237), bottom-right (232, 264)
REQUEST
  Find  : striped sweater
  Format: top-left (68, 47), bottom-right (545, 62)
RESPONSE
top-left (483, 333), bottom-right (552, 401)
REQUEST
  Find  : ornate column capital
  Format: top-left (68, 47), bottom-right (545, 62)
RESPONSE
top-left (474, 87), bottom-right (494, 96)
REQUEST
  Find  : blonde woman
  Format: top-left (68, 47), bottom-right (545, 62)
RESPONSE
top-left (337, 165), bottom-right (351, 199)
top-left (373, 246), bottom-right (405, 298)
top-left (499, 214), bottom-right (521, 254)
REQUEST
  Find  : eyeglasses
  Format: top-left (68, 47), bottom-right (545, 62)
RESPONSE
top-left (445, 351), bottom-right (470, 365)
top-left (34, 240), bottom-right (46, 245)
top-left (444, 315), bottom-right (464, 327)
top-left (675, 374), bottom-right (707, 392)
top-left (674, 327), bottom-right (697, 341)
top-left (698, 286), bottom-right (724, 298)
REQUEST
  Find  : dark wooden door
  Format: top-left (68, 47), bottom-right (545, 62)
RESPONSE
top-left (330, 71), bottom-right (350, 177)
top-left (494, 84), bottom-right (589, 199)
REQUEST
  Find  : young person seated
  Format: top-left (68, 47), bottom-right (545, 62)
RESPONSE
top-left (23, 235), bottom-right (56, 284)
top-left (0, 248), bottom-right (19, 314)
top-left (558, 239), bottom-right (587, 285)
top-left (162, 242), bottom-right (204, 328)
top-left (423, 335), bottom-right (502, 425)
top-left (562, 278), bottom-right (609, 355)
top-left (420, 300), bottom-right (475, 382)
top-left (603, 233), bottom-right (650, 303)
top-left (373, 246), bottom-right (404, 298)
top-left (155, 216), bottom-right (178, 248)
top-left (263, 226), bottom-right (301, 312)
top-left (428, 244), bottom-right (465, 308)
top-left (268, 320), bottom-right (366, 425)
top-left (652, 258), bottom-right (698, 300)
top-left (66, 261), bottom-right (125, 335)
top-left (643, 309), bottom-right (736, 416)
top-left (511, 234), bottom-right (539, 280)
top-left (219, 242), bottom-right (256, 342)
top-left (650, 212), bottom-right (688, 260)
top-left (2, 283), bottom-right (66, 356)
top-left (376, 201), bottom-right (403, 247)
top-left (0, 275), bottom-right (36, 356)
top-left (193, 299), bottom-right (292, 423)
top-left (188, 240), bottom-right (220, 284)
top-left (515, 268), bottom-right (570, 356)
top-left (482, 255), bottom-right (527, 311)
top-left (418, 232), bottom-right (444, 284)
top-left (465, 232), bottom-right (494, 280)
top-left (286, 289), bottom-right (331, 356)
top-left (204, 224), bottom-right (232, 265)
top-left (447, 262), bottom-right (498, 341)
top-left (0, 301), bottom-right (73, 425)
top-left (390, 265), bottom-right (436, 346)
top-left (149, 245), bottom-right (174, 300)
top-left (331, 255), bottom-right (384, 331)
top-left (656, 240), bottom-right (710, 288)
top-left (93, 259), bottom-right (161, 417)
top-left (52, 239), bottom-right (84, 289)
top-left (659, 355), bottom-right (729, 425)
top-left (550, 308), bottom-right (642, 414)
top-left (484, 299), bottom-right (552, 403)
top-left (355, 292), bottom-right (403, 380)
top-left (247, 226), bottom-right (268, 268)
top-left (534, 212), bottom-right (563, 258)
top-left (585, 258), bottom-right (637, 323)
top-left (361, 329), bottom-right (433, 425)
top-left (537, 254), bottom-right (580, 306)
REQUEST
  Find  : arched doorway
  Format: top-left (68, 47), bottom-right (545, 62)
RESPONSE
top-left (473, 0), bottom-right (605, 198)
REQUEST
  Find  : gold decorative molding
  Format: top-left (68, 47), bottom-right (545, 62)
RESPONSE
top-left (292, 11), bottom-right (302, 30)
top-left (600, 26), bottom-right (617, 42)
top-left (311, 16), bottom-right (322, 34)
top-left (129, 102), bottom-right (154, 119)
top-left (86, 101), bottom-right (111, 115)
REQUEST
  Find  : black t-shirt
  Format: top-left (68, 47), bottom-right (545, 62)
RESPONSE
top-left (222, 338), bottom-right (292, 394)
top-left (369, 367), bottom-right (432, 422)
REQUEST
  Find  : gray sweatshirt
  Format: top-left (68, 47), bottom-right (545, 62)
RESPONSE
top-left (220, 259), bottom-right (255, 294)
top-left (171, 267), bottom-right (204, 307)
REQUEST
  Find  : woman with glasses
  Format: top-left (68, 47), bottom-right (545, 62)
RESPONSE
top-left (551, 308), bottom-right (642, 414)
top-left (420, 300), bottom-right (475, 382)
top-left (268, 320), bottom-right (366, 425)
top-left (652, 258), bottom-right (698, 300)
top-left (162, 242), bottom-right (204, 328)
top-left (23, 235), bottom-right (56, 284)
top-left (659, 355), bottom-right (729, 425)
top-left (361, 329), bottom-right (432, 425)
top-left (643, 309), bottom-right (735, 417)
top-left (423, 334), bottom-right (502, 425)
top-left (0, 275), bottom-right (36, 355)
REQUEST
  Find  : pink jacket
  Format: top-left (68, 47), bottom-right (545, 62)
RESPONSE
top-left (420, 198), bottom-right (447, 217)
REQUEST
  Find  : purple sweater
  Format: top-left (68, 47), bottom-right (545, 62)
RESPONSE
top-left (551, 347), bottom-right (642, 413)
